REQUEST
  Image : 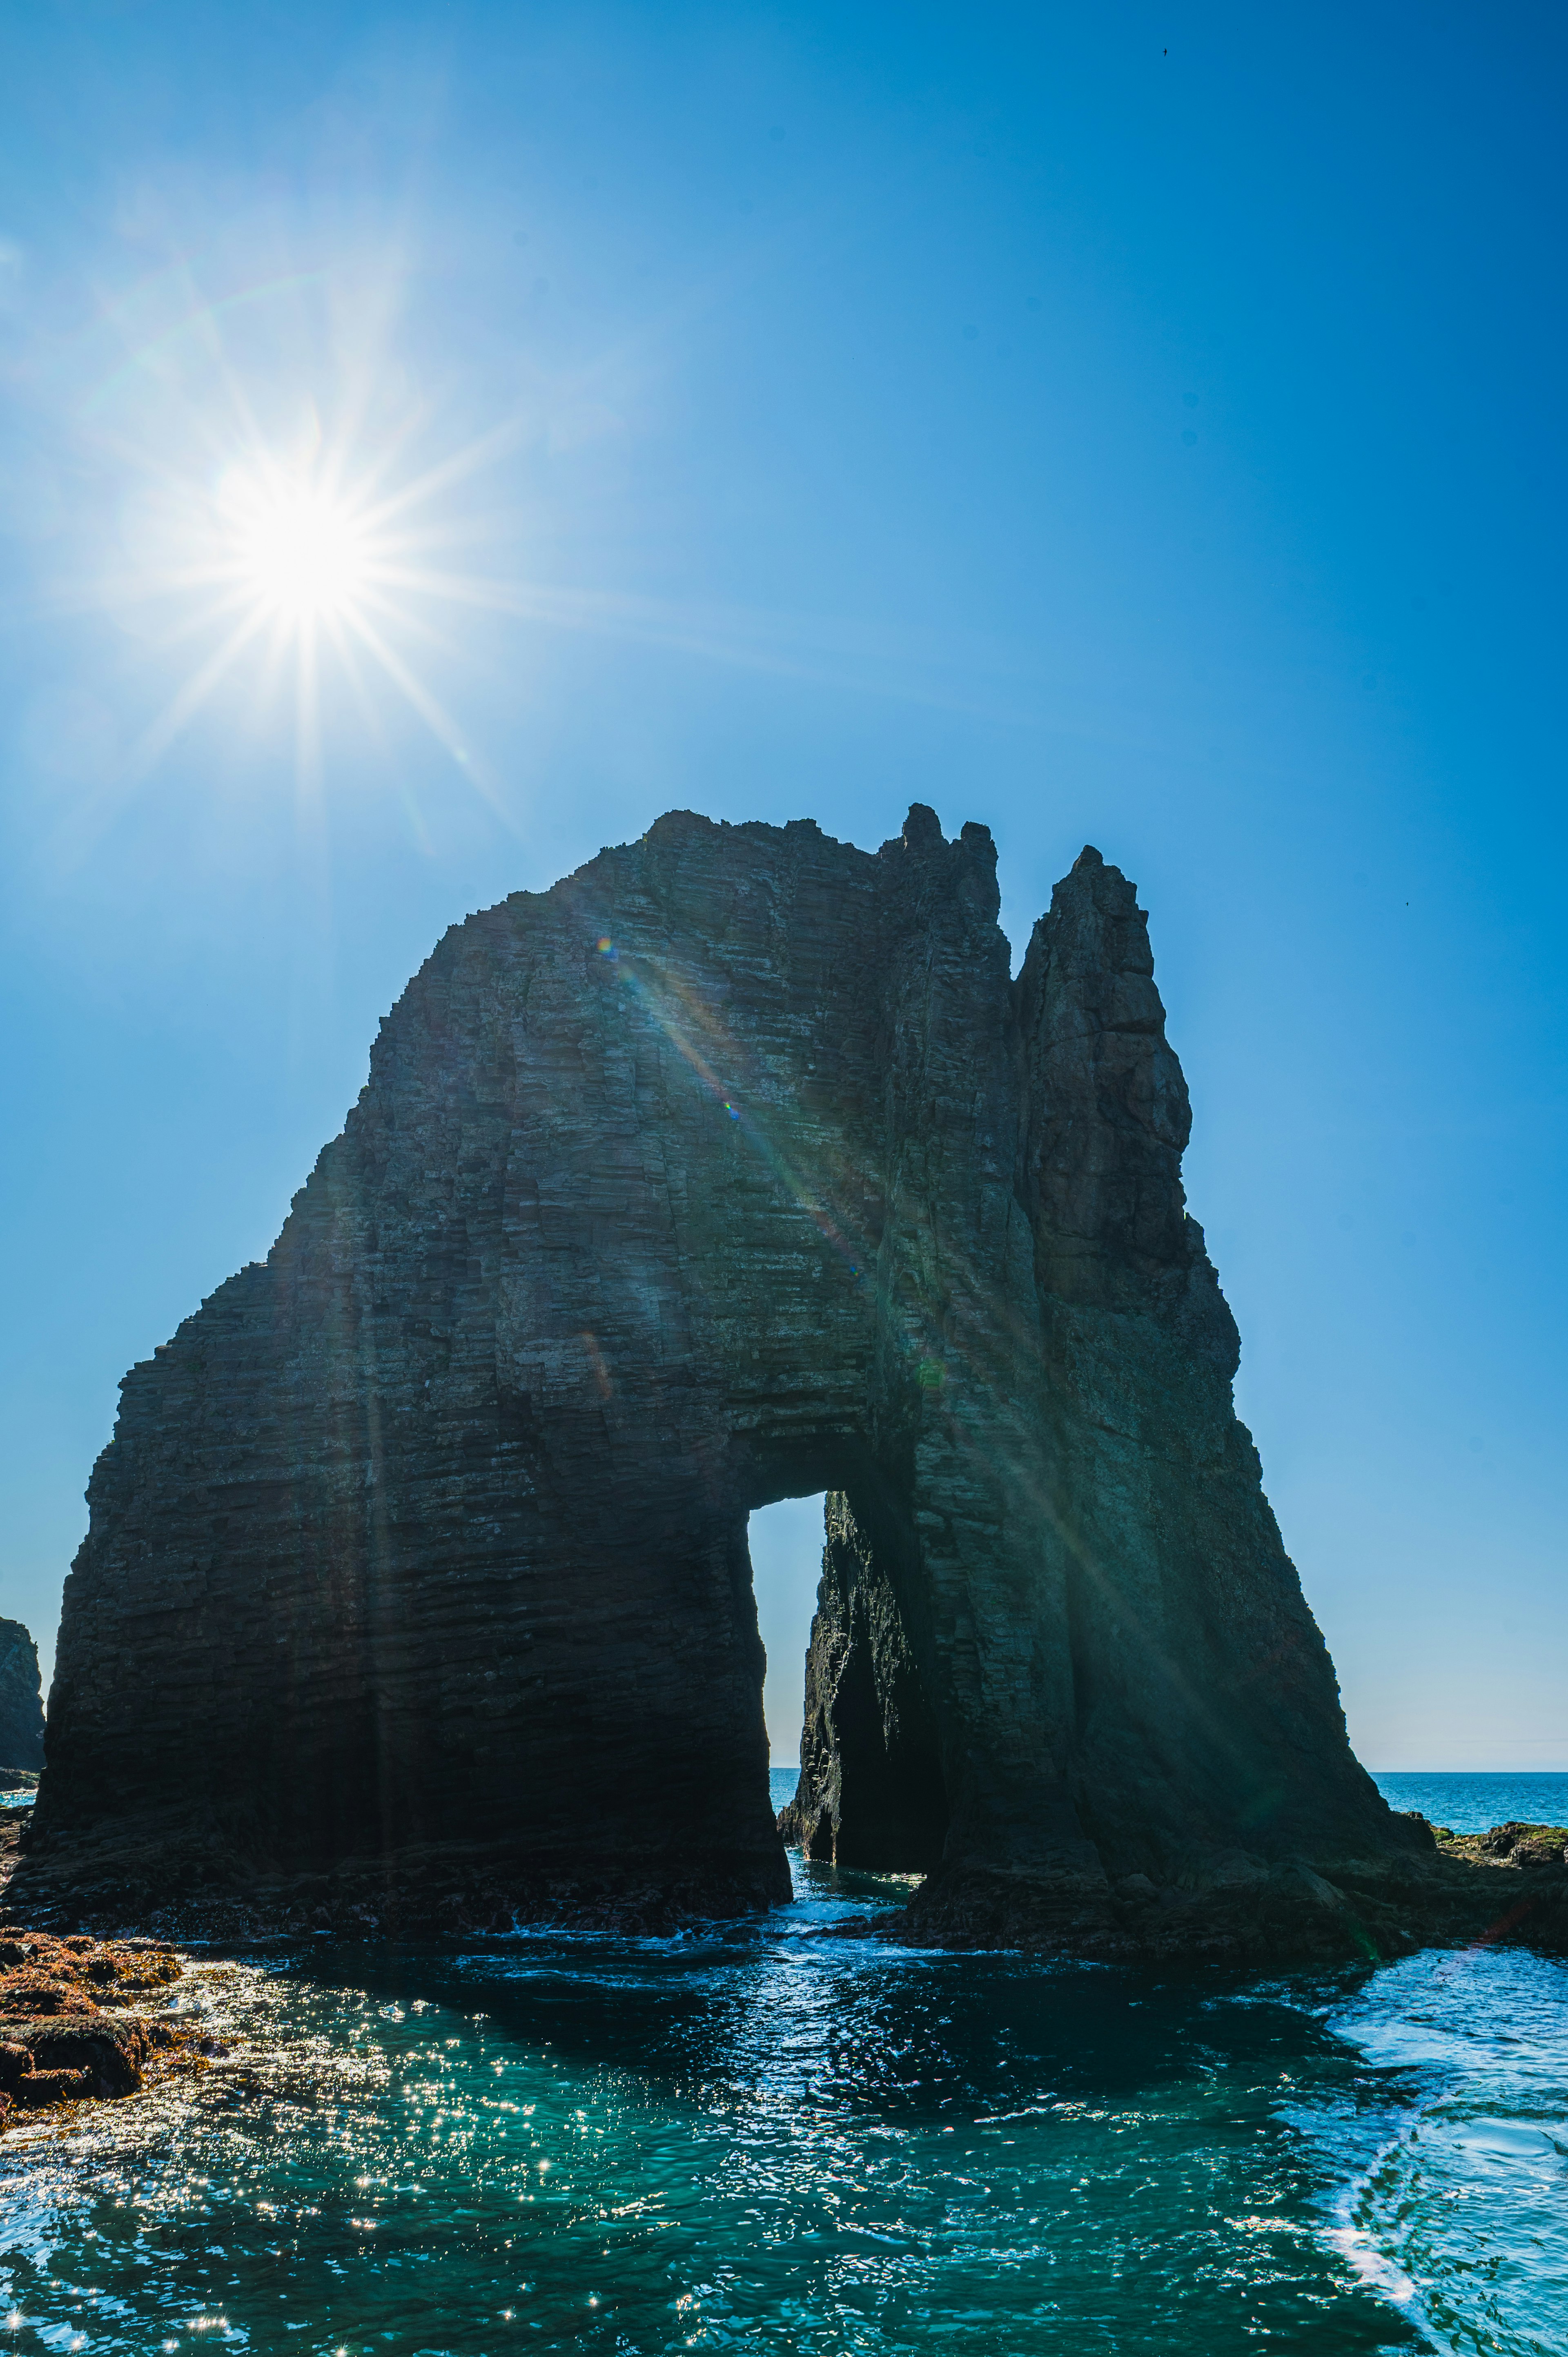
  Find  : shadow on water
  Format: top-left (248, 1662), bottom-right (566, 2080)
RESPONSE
top-left (313, 1931), bottom-right (1381, 2130)
top-left (1, 1851), bottom-right (1564, 2353)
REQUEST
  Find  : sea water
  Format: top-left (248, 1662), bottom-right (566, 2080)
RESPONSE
top-left (0, 1772), bottom-right (1562, 2356)
top-left (1372, 1772), bottom-right (1568, 1836)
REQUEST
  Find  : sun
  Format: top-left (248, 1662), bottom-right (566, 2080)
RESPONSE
top-left (111, 418), bottom-right (518, 791)
top-left (219, 465), bottom-right (372, 627)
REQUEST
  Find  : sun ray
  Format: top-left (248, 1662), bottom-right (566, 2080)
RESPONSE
top-left (352, 417), bottom-right (529, 537)
top-left (338, 604), bottom-right (522, 836)
top-left (131, 602), bottom-right (276, 774)
top-left (66, 227), bottom-right (1058, 821)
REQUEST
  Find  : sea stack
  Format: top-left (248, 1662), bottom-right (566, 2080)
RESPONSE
top-left (0, 1622), bottom-right (45, 1774)
top-left (25, 808), bottom-right (1423, 1942)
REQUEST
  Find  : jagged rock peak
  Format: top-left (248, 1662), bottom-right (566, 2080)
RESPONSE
top-left (900, 802), bottom-right (945, 851)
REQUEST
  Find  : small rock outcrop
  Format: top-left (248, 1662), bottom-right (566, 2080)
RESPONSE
top-left (21, 807), bottom-right (1428, 1950)
top-left (0, 1925), bottom-right (185, 2129)
top-left (0, 1622), bottom-right (45, 1772)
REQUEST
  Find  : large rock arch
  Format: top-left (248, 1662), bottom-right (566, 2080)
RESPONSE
top-left (27, 806), bottom-right (1417, 1939)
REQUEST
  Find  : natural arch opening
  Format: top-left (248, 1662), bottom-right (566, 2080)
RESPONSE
top-left (754, 1488), bottom-right (950, 1876)
top-left (749, 1494), bottom-right (826, 1774)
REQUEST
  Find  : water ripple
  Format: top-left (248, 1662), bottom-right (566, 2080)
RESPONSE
top-left (0, 1860), bottom-right (1561, 2352)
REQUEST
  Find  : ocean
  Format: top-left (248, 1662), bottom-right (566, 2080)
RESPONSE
top-left (0, 1770), bottom-right (1563, 2355)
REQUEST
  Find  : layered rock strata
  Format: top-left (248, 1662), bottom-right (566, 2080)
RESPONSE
top-left (24, 806), bottom-right (1427, 1947)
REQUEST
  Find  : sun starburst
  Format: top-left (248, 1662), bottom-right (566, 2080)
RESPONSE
top-left (219, 464), bottom-right (374, 626)
top-left (100, 396), bottom-right (530, 817)
top-left (55, 252), bottom-right (971, 852)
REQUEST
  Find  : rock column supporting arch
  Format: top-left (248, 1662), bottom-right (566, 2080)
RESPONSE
top-left (779, 1489), bottom-right (949, 1873)
top-left (24, 805), bottom-right (1419, 1939)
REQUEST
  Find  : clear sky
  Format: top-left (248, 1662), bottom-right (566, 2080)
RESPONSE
top-left (1, 2), bottom-right (1563, 1771)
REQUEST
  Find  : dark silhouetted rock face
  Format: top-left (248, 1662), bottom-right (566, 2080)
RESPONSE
top-left (28, 807), bottom-right (1418, 1940)
top-left (779, 1491), bottom-right (949, 1873)
top-left (0, 1625), bottom-right (44, 1773)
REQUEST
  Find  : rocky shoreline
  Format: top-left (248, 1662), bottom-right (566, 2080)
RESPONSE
top-left (855, 1818), bottom-right (1568, 1965)
top-left (0, 1813), bottom-right (1562, 2143)
top-left (5, 1785), bottom-right (1567, 1969)
top-left (4, 1805), bottom-right (789, 1944)
top-left (0, 1929), bottom-right (188, 2130)
top-left (0, 1807), bottom-right (210, 2134)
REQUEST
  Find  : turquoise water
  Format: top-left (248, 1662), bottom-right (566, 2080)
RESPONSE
top-left (0, 1773), bottom-right (1563, 2355)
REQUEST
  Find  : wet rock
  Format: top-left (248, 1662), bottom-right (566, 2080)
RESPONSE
top-left (14, 2067), bottom-right (91, 2107)
top-left (1472, 1821), bottom-right (1568, 1869)
top-left (0, 1926), bottom-right (187, 2127)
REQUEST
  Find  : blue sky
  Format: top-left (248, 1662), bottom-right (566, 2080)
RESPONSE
top-left (1, 2), bottom-right (1562, 1768)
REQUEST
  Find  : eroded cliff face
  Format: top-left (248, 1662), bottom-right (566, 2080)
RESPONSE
top-left (25, 806), bottom-right (1416, 1939)
top-left (0, 1623), bottom-right (45, 1773)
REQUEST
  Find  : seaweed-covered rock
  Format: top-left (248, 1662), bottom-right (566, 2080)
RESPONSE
top-left (0, 1926), bottom-right (185, 2125)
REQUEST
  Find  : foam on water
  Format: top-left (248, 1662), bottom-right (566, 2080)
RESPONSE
top-left (0, 1775), bottom-right (1560, 2354)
